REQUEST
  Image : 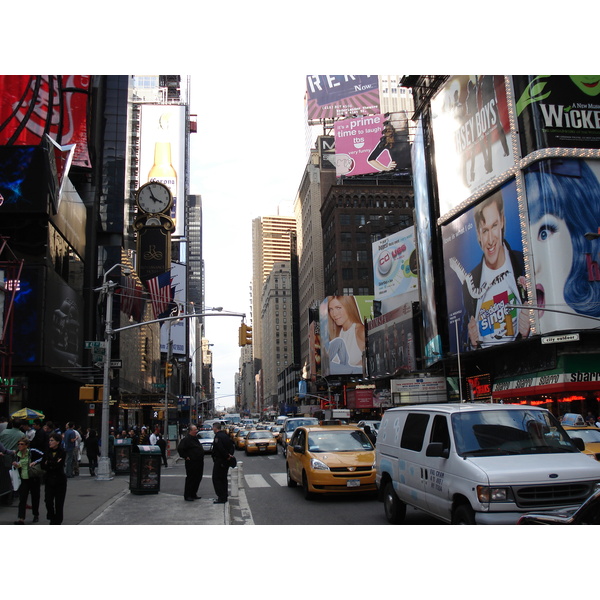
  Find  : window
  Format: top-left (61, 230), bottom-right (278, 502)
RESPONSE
top-left (430, 415), bottom-right (451, 451)
top-left (342, 268), bottom-right (353, 280)
top-left (358, 287), bottom-right (369, 295)
top-left (401, 413), bottom-right (430, 452)
top-left (355, 214), bottom-right (366, 226)
top-left (356, 250), bottom-right (368, 262)
top-left (343, 287), bottom-right (354, 295)
top-left (341, 250), bottom-right (352, 262)
top-left (340, 214), bottom-right (351, 226)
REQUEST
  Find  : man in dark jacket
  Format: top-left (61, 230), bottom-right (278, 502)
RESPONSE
top-left (177, 424), bottom-right (204, 501)
top-left (211, 422), bottom-right (235, 504)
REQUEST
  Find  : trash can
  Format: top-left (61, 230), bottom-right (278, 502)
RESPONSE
top-left (114, 438), bottom-right (132, 475)
top-left (129, 445), bottom-right (161, 494)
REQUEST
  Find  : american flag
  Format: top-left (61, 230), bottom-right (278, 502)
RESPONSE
top-left (146, 271), bottom-right (174, 319)
top-left (118, 274), bottom-right (145, 322)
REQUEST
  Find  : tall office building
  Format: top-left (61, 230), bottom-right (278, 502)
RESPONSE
top-left (251, 215), bottom-right (296, 411)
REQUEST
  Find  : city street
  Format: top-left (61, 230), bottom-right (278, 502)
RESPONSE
top-left (233, 446), bottom-right (443, 526)
top-left (0, 444), bottom-right (443, 526)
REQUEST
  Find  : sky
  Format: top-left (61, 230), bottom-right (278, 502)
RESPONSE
top-left (188, 73), bottom-right (309, 410)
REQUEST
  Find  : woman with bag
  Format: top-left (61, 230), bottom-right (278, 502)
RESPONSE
top-left (12, 436), bottom-right (43, 524)
top-left (41, 432), bottom-right (67, 525)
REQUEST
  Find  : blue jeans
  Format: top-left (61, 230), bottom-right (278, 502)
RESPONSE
top-left (65, 448), bottom-right (75, 477)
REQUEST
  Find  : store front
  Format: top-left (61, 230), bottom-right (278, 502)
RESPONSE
top-left (492, 354), bottom-right (600, 418)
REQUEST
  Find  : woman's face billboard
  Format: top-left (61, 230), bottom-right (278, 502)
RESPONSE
top-left (525, 158), bottom-right (600, 334)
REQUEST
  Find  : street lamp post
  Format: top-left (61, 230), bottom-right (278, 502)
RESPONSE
top-left (96, 263), bottom-right (130, 481)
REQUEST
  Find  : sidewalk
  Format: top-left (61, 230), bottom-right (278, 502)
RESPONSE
top-left (0, 452), bottom-right (236, 526)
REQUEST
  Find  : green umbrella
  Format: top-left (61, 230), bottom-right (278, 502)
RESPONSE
top-left (10, 407), bottom-right (45, 419)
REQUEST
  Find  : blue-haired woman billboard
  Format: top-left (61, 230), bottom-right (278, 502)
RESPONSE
top-left (525, 158), bottom-right (600, 334)
top-left (442, 179), bottom-right (529, 354)
top-left (319, 295), bottom-right (374, 376)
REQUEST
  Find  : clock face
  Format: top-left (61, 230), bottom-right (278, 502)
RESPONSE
top-left (137, 182), bottom-right (172, 214)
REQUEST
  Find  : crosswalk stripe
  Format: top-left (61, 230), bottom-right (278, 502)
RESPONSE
top-left (270, 473), bottom-right (287, 486)
top-left (244, 474), bottom-right (271, 488)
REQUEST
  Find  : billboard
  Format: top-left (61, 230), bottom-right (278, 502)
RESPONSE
top-left (319, 295), bottom-right (374, 376)
top-left (0, 75), bottom-right (91, 168)
top-left (160, 261), bottom-right (187, 355)
top-left (372, 226), bottom-right (418, 301)
top-left (430, 76), bottom-right (516, 217)
top-left (367, 301), bottom-right (416, 378)
top-left (334, 111), bottom-right (411, 178)
top-left (306, 75), bottom-right (380, 120)
top-left (441, 178), bottom-right (529, 354)
top-left (514, 76), bottom-right (600, 154)
top-left (412, 117), bottom-right (442, 366)
top-left (524, 157), bottom-right (600, 334)
top-left (139, 104), bottom-right (186, 237)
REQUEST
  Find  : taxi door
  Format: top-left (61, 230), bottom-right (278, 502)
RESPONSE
top-left (286, 427), bottom-right (306, 485)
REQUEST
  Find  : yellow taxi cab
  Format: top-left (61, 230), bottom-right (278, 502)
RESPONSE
top-left (270, 425), bottom-right (282, 443)
top-left (285, 425), bottom-right (376, 499)
top-left (561, 413), bottom-right (600, 461)
top-left (234, 428), bottom-right (252, 451)
top-left (245, 430), bottom-right (278, 455)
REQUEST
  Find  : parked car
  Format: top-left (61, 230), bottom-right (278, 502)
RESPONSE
top-left (286, 425), bottom-right (376, 499)
top-left (281, 417), bottom-right (319, 450)
top-left (196, 430), bottom-right (215, 453)
top-left (518, 489), bottom-right (600, 524)
top-left (245, 430), bottom-right (278, 455)
top-left (376, 403), bottom-right (600, 525)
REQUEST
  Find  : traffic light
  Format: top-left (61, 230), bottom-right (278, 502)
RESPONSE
top-left (238, 323), bottom-right (253, 347)
top-left (165, 362), bottom-right (173, 378)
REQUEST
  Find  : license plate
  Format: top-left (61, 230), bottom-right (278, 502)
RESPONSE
top-left (347, 479), bottom-right (360, 488)
top-left (259, 446), bottom-right (266, 451)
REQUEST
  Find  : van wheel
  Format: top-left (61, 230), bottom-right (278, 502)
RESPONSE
top-left (302, 472), bottom-right (314, 500)
top-left (452, 504), bottom-right (476, 525)
top-left (286, 464), bottom-right (297, 487)
top-left (383, 481), bottom-right (406, 524)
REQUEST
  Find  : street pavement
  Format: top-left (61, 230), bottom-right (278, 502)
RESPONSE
top-left (0, 449), bottom-right (239, 526)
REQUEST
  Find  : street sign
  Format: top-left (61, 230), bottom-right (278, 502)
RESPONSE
top-left (110, 360), bottom-right (122, 368)
top-left (85, 341), bottom-right (106, 349)
top-left (541, 333), bottom-right (580, 345)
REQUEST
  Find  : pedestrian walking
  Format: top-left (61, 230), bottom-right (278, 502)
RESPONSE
top-left (12, 437), bottom-right (43, 524)
top-left (177, 424), bottom-right (204, 501)
top-left (41, 432), bottom-right (67, 525)
top-left (211, 421), bottom-right (235, 504)
top-left (73, 426), bottom-right (83, 476)
top-left (84, 429), bottom-right (100, 477)
top-left (63, 422), bottom-right (77, 478)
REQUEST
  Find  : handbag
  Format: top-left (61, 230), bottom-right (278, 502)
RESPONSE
top-left (10, 466), bottom-right (20, 491)
top-left (29, 461), bottom-right (43, 479)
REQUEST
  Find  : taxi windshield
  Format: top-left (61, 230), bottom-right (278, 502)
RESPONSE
top-left (452, 409), bottom-right (578, 457)
top-left (307, 430), bottom-right (373, 452)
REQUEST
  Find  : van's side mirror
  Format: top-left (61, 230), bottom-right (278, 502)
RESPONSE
top-left (426, 442), bottom-right (450, 459)
top-left (571, 437), bottom-right (585, 451)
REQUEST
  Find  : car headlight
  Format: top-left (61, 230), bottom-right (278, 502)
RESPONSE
top-left (310, 458), bottom-right (330, 471)
top-left (476, 485), bottom-right (514, 503)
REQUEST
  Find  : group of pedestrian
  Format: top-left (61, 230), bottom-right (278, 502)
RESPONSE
top-left (0, 418), bottom-right (69, 525)
top-left (116, 425), bottom-right (168, 467)
top-left (177, 421), bottom-right (235, 504)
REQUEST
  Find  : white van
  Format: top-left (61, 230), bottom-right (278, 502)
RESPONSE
top-left (376, 403), bottom-right (600, 525)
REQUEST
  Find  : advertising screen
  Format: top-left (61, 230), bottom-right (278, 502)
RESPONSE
top-left (372, 226), bottom-right (418, 300)
top-left (367, 301), bottom-right (416, 378)
top-left (514, 76), bottom-right (600, 154)
top-left (412, 117), bottom-right (442, 366)
top-left (319, 295), bottom-right (374, 376)
top-left (430, 76), bottom-right (515, 217)
top-left (524, 157), bottom-right (600, 334)
top-left (139, 104), bottom-right (186, 237)
top-left (306, 75), bottom-right (380, 120)
top-left (334, 111), bottom-right (411, 177)
top-left (441, 179), bottom-right (529, 354)
top-left (0, 75), bottom-right (91, 168)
